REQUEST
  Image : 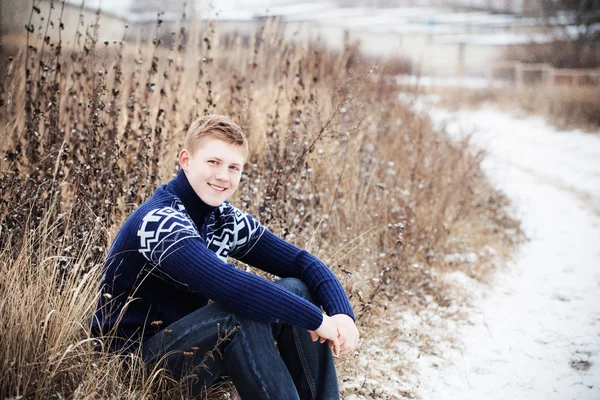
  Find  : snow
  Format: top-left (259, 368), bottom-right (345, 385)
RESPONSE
top-left (413, 107), bottom-right (600, 399)
top-left (432, 108), bottom-right (600, 202)
top-left (432, 32), bottom-right (552, 46)
top-left (63, 0), bottom-right (132, 19)
top-left (249, 1), bottom-right (338, 19)
top-left (422, 11), bottom-right (513, 25)
top-left (275, 7), bottom-right (374, 22)
top-left (290, 12), bottom-right (402, 27)
top-left (197, 8), bottom-right (257, 21)
top-left (396, 75), bottom-right (504, 89)
top-left (67, 0), bottom-right (550, 34)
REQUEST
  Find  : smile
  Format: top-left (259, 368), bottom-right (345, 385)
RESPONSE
top-left (208, 183), bottom-right (227, 192)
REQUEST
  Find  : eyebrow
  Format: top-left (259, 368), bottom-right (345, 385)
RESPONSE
top-left (207, 156), bottom-right (242, 167)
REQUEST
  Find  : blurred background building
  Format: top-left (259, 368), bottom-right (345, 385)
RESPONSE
top-left (1, 0), bottom-right (597, 79)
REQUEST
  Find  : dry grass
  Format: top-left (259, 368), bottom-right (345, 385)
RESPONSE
top-left (504, 40), bottom-right (600, 70)
top-left (430, 85), bottom-right (600, 133)
top-left (0, 4), bottom-right (519, 399)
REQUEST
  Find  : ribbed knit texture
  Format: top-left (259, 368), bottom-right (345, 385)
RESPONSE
top-left (92, 170), bottom-right (354, 351)
top-left (238, 231), bottom-right (355, 319)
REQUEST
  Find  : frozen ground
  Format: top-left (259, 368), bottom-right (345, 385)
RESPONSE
top-left (412, 107), bottom-right (600, 399)
top-left (396, 75), bottom-right (505, 89)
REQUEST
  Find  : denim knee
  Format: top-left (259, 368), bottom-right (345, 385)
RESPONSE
top-left (274, 278), bottom-right (314, 303)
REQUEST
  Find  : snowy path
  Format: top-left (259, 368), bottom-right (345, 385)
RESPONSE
top-left (417, 109), bottom-right (600, 399)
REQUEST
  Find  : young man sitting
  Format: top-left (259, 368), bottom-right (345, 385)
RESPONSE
top-left (92, 115), bottom-right (359, 399)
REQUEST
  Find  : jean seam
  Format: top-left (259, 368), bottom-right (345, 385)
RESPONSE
top-left (231, 316), bottom-right (272, 400)
top-left (292, 325), bottom-right (317, 400)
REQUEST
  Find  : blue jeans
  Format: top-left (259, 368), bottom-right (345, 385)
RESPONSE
top-left (141, 278), bottom-right (340, 399)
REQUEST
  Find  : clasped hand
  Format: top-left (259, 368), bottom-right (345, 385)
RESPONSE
top-left (308, 313), bottom-right (359, 357)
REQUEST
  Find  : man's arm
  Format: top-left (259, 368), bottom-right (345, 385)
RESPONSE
top-left (236, 229), bottom-right (359, 354)
top-left (137, 207), bottom-right (325, 331)
top-left (233, 229), bottom-right (355, 320)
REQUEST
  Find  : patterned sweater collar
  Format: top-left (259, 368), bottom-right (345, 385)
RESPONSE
top-left (166, 170), bottom-right (216, 226)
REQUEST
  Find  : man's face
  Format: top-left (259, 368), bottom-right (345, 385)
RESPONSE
top-left (180, 138), bottom-right (245, 207)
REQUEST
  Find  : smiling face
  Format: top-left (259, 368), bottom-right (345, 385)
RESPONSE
top-left (179, 138), bottom-right (246, 207)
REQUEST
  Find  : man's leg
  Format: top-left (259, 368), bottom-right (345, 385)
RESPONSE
top-left (272, 278), bottom-right (340, 400)
top-left (141, 301), bottom-right (301, 399)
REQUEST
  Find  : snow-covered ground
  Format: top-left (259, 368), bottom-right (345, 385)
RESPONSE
top-left (413, 107), bottom-right (600, 399)
top-left (396, 75), bottom-right (504, 89)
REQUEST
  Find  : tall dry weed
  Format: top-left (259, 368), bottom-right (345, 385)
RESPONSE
top-left (432, 85), bottom-right (600, 132)
top-left (0, 3), bottom-right (518, 398)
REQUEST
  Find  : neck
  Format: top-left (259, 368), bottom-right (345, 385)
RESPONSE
top-left (167, 170), bottom-right (216, 225)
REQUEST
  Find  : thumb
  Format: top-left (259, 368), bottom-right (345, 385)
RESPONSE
top-left (308, 330), bottom-right (319, 342)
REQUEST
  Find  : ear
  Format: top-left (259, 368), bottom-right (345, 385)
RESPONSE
top-left (178, 149), bottom-right (190, 172)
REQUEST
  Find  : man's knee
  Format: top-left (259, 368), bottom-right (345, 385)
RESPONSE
top-left (274, 278), bottom-right (314, 302)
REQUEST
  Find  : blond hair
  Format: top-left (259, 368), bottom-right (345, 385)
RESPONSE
top-left (184, 115), bottom-right (248, 158)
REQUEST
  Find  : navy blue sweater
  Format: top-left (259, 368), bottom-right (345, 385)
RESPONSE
top-left (92, 170), bottom-right (354, 351)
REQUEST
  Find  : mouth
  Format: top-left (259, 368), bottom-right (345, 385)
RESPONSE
top-left (207, 183), bottom-right (227, 192)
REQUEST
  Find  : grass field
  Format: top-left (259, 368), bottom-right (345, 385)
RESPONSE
top-left (0, 7), bottom-right (520, 399)
top-left (430, 85), bottom-right (600, 133)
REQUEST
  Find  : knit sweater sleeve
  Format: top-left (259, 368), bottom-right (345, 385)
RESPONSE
top-left (136, 207), bottom-right (324, 330)
top-left (235, 229), bottom-right (355, 320)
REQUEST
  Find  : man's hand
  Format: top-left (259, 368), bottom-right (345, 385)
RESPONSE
top-left (309, 313), bottom-right (359, 357)
top-left (309, 314), bottom-right (341, 356)
top-left (330, 314), bottom-right (359, 355)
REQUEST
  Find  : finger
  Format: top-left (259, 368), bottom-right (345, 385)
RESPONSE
top-left (343, 340), bottom-right (354, 354)
top-left (328, 337), bottom-right (338, 357)
top-left (339, 338), bottom-right (353, 354)
top-left (333, 337), bottom-right (341, 357)
top-left (308, 331), bottom-right (319, 342)
top-left (338, 338), bottom-right (347, 353)
top-left (346, 337), bottom-right (356, 352)
top-left (346, 331), bottom-right (357, 349)
top-left (319, 336), bottom-right (327, 344)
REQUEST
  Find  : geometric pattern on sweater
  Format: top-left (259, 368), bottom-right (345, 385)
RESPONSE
top-left (137, 207), bottom-right (200, 263)
top-left (137, 201), bottom-right (265, 263)
top-left (205, 202), bottom-right (265, 261)
top-left (171, 198), bottom-right (187, 212)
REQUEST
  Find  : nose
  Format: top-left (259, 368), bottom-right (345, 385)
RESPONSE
top-left (214, 167), bottom-right (228, 182)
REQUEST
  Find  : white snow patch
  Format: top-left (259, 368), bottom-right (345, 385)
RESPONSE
top-left (396, 75), bottom-right (505, 89)
top-left (415, 107), bottom-right (600, 399)
top-left (443, 252), bottom-right (479, 265)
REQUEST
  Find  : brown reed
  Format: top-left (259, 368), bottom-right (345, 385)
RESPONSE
top-left (0, 2), bottom-right (519, 398)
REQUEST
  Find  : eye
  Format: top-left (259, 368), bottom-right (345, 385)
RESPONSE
top-left (229, 165), bottom-right (240, 171)
top-left (208, 160), bottom-right (219, 165)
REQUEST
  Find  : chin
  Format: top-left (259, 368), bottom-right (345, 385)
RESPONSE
top-left (203, 194), bottom-right (227, 207)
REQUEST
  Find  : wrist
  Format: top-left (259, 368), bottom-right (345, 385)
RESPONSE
top-left (315, 312), bottom-right (326, 330)
top-left (331, 313), bottom-right (353, 321)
